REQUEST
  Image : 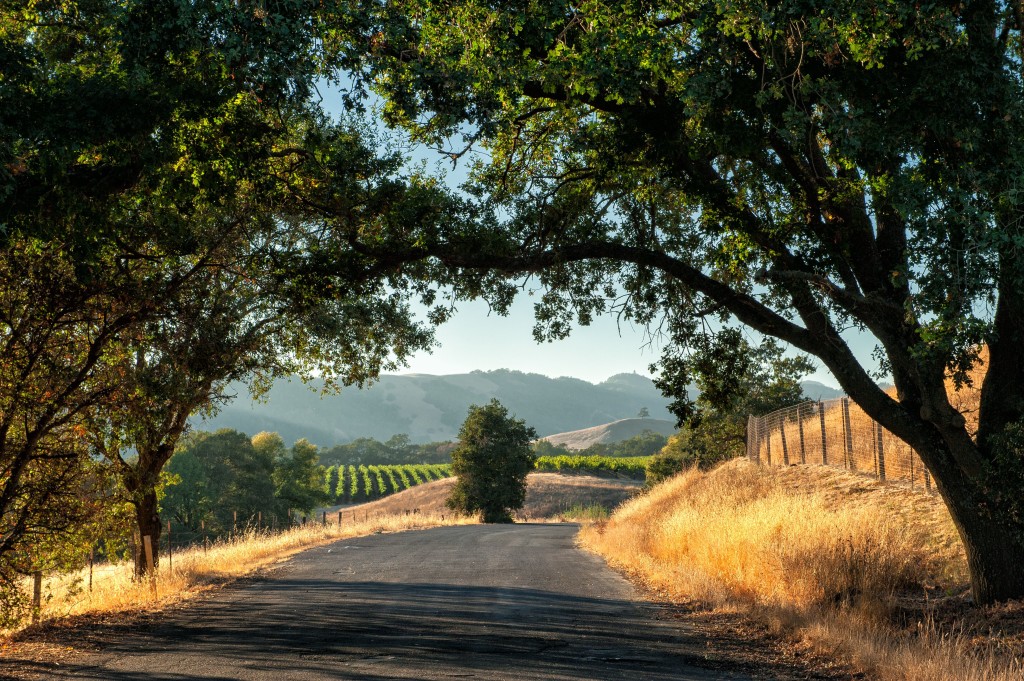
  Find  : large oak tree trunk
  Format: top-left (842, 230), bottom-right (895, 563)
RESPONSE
top-left (925, 450), bottom-right (1024, 603)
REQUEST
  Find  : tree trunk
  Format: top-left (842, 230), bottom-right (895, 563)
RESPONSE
top-left (932, 470), bottom-right (1024, 603)
top-left (134, 489), bottom-right (161, 578)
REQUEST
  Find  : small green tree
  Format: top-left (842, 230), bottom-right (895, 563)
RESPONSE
top-left (447, 400), bottom-right (537, 523)
top-left (646, 330), bottom-right (812, 485)
top-left (271, 437), bottom-right (329, 519)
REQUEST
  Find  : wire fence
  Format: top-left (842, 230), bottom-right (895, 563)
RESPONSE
top-left (746, 398), bottom-right (936, 492)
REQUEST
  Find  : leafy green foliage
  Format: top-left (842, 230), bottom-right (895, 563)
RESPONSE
top-left (534, 455), bottom-right (649, 480)
top-left (162, 431), bottom-right (328, 535)
top-left (163, 430), bottom-right (276, 534)
top-left (647, 331), bottom-right (811, 484)
top-left (447, 400), bottom-right (537, 523)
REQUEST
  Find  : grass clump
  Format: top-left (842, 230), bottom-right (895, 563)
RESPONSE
top-left (557, 503), bottom-right (610, 523)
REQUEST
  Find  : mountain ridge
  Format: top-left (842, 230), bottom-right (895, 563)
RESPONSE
top-left (197, 370), bottom-right (845, 448)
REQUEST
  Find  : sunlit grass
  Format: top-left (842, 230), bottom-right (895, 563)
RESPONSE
top-left (20, 511), bottom-right (475, 629)
top-left (580, 458), bottom-right (1022, 681)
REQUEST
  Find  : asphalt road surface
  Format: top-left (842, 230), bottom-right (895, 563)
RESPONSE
top-left (50, 524), bottom-right (772, 680)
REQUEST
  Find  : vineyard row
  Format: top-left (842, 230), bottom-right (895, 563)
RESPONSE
top-left (326, 455), bottom-right (651, 504)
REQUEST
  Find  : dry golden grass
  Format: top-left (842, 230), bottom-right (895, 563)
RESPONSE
top-left (19, 511), bottom-right (474, 630)
top-left (580, 459), bottom-right (1023, 681)
top-left (345, 472), bottom-right (641, 520)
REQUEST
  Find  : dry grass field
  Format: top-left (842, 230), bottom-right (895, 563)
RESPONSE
top-left (580, 458), bottom-right (1023, 681)
top-left (342, 471), bottom-right (642, 520)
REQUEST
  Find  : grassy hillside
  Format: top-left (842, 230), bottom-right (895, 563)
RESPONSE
top-left (338, 472), bottom-right (642, 520)
top-left (540, 417), bottom-right (676, 450)
top-left (580, 459), bottom-right (1022, 681)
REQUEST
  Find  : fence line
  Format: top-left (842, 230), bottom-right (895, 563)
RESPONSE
top-left (746, 398), bottom-right (935, 492)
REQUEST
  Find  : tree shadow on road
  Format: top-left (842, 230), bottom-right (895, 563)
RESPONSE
top-left (42, 579), bottom-right (758, 680)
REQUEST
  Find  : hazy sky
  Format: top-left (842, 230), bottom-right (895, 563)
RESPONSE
top-left (396, 293), bottom-right (867, 388)
top-left (399, 295), bottom-right (664, 383)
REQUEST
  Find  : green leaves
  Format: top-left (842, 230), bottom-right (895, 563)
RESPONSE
top-left (447, 399), bottom-right (536, 523)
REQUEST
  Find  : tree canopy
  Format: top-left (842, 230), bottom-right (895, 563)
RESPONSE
top-left (321, 0), bottom-right (1024, 602)
top-left (0, 0), bottom-right (457, 594)
top-left (447, 400), bottom-right (537, 523)
top-left (647, 329), bottom-right (812, 482)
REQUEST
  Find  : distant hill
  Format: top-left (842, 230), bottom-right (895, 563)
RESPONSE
top-left (540, 418), bottom-right (678, 451)
top-left (800, 380), bottom-right (846, 401)
top-left (196, 370), bottom-right (845, 448)
top-left (197, 370), bottom-right (676, 447)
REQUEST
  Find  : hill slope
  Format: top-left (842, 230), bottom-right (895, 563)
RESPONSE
top-left (540, 418), bottom-right (677, 450)
top-left (336, 472), bottom-right (643, 519)
top-left (198, 370), bottom-right (676, 446)
top-left (197, 370), bottom-right (845, 447)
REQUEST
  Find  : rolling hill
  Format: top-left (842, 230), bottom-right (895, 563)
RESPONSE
top-left (539, 418), bottom-right (677, 450)
top-left (197, 370), bottom-right (676, 446)
top-left (196, 369), bottom-right (846, 448)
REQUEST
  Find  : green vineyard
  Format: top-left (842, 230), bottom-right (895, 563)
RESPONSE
top-left (533, 455), bottom-right (650, 479)
top-left (327, 456), bottom-right (650, 504)
top-left (326, 463), bottom-right (452, 503)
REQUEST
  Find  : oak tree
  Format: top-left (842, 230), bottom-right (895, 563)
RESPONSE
top-left (329, 0), bottom-right (1024, 602)
top-left (447, 400), bottom-right (536, 523)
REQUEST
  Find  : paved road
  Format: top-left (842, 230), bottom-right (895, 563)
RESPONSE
top-left (51, 524), bottom-right (767, 680)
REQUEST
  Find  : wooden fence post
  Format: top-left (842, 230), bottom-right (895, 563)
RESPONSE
top-left (88, 546), bottom-right (94, 593)
top-left (779, 420), bottom-right (790, 465)
top-left (797, 404), bottom-right (807, 464)
top-left (166, 520), bottom-right (172, 574)
top-left (337, 510), bottom-right (343, 527)
top-left (842, 398), bottom-right (854, 470)
top-left (875, 421), bottom-right (886, 481)
top-left (746, 415), bottom-right (756, 462)
top-left (142, 535), bottom-right (156, 598)
top-left (765, 426), bottom-right (772, 466)
top-left (818, 402), bottom-right (828, 465)
top-left (322, 511), bottom-right (327, 525)
top-left (30, 571), bottom-right (42, 624)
